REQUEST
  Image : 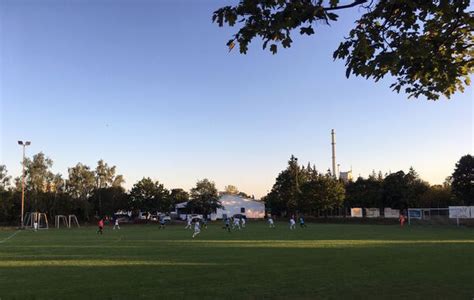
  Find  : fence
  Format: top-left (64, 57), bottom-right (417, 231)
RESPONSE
top-left (407, 207), bottom-right (474, 226)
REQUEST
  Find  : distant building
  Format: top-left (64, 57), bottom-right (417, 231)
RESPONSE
top-left (212, 194), bottom-right (265, 220)
top-left (174, 194), bottom-right (266, 220)
top-left (339, 170), bottom-right (353, 183)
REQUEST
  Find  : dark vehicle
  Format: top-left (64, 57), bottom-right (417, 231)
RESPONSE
top-left (232, 214), bottom-right (246, 219)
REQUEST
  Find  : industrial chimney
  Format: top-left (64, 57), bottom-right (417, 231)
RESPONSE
top-left (331, 129), bottom-right (336, 178)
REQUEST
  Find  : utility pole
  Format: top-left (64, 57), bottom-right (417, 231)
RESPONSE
top-left (18, 140), bottom-right (31, 228)
top-left (331, 129), bottom-right (336, 179)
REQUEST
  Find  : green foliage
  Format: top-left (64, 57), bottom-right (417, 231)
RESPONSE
top-left (264, 155), bottom-right (344, 215)
top-left (129, 177), bottom-right (170, 213)
top-left (0, 191), bottom-right (19, 225)
top-left (213, 0), bottom-right (474, 100)
top-left (90, 187), bottom-right (128, 217)
top-left (169, 188), bottom-right (190, 207)
top-left (264, 155), bottom-right (305, 214)
top-left (224, 184), bottom-right (239, 195)
top-left (345, 176), bottom-right (383, 208)
top-left (23, 152), bottom-right (54, 193)
top-left (300, 173), bottom-right (346, 213)
top-left (0, 165), bottom-right (11, 192)
top-left (451, 154), bottom-right (474, 205)
top-left (66, 163), bottom-right (96, 219)
top-left (419, 184), bottom-right (455, 208)
top-left (95, 159), bottom-right (124, 189)
top-left (188, 179), bottom-right (221, 214)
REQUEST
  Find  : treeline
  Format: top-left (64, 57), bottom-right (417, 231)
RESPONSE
top-left (1, 152), bottom-right (472, 224)
top-left (263, 154), bottom-right (473, 216)
top-left (0, 152), bottom-right (222, 225)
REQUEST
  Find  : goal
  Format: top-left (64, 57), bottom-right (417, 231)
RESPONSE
top-left (407, 208), bottom-right (453, 225)
top-left (68, 215), bottom-right (80, 228)
top-left (24, 212), bottom-right (49, 230)
top-left (55, 215), bottom-right (68, 228)
top-left (54, 214), bottom-right (80, 228)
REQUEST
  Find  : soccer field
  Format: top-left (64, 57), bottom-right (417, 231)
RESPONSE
top-left (0, 222), bottom-right (473, 299)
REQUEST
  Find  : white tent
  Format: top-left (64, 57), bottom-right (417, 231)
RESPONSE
top-left (212, 194), bottom-right (265, 220)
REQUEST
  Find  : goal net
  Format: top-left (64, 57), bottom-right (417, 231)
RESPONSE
top-left (24, 212), bottom-right (49, 230)
top-left (407, 208), bottom-right (455, 225)
top-left (55, 215), bottom-right (68, 228)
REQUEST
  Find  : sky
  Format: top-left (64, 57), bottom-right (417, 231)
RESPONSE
top-left (1, 0), bottom-right (472, 198)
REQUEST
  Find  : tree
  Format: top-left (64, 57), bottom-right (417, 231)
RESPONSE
top-left (382, 171), bottom-right (408, 209)
top-left (213, 0), bottom-right (473, 100)
top-left (129, 178), bottom-right (169, 213)
top-left (0, 165), bottom-right (11, 192)
top-left (345, 176), bottom-right (383, 208)
top-left (90, 186), bottom-right (128, 216)
top-left (66, 163), bottom-right (96, 219)
top-left (264, 155), bottom-right (305, 215)
top-left (300, 173), bottom-right (345, 215)
top-left (451, 154), bottom-right (474, 205)
top-left (224, 185), bottom-right (239, 195)
top-left (188, 179), bottom-right (221, 215)
top-left (169, 188), bottom-right (189, 206)
top-left (24, 152), bottom-right (54, 193)
top-left (404, 167), bottom-right (429, 207)
top-left (95, 160), bottom-right (125, 189)
top-left (94, 160), bottom-right (125, 215)
top-left (419, 184), bottom-right (455, 208)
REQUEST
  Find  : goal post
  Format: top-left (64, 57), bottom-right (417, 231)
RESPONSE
top-left (55, 215), bottom-right (69, 228)
top-left (408, 208), bottom-right (451, 225)
top-left (68, 215), bottom-right (80, 228)
top-left (24, 212), bottom-right (49, 230)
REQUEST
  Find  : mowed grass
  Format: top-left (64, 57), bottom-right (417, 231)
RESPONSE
top-left (0, 222), bottom-right (473, 299)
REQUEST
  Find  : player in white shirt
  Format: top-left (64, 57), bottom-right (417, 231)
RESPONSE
top-left (241, 217), bottom-right (246, 228)
top-left (113, 218), bottom-right (120, 230)
top-left (233, 217), bottom-right (241, 230)
top-left (268, 217), bottom-right (275, 228)
top-left (289, 217), bottom-right (296, 230)
top-left (192, 221), bottom-right (201, 238)
top-left (185, 217), bottom-right (192, 229)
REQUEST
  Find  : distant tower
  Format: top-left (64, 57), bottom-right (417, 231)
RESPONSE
top-left (331, 129), bottom-right (336, 178)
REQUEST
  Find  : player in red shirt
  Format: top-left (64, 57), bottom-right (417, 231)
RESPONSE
top-left (97, 218), bottom-right (104, 234)
top-left (399, 214), bottom-right (406, 227)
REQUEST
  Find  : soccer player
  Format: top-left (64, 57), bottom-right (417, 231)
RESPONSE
top-left (113, 218), bottom-right (120, 230)
top-left (202, 217), bottom-right (208, 229)
top-left (33, 215), bottom-right (38, 231)
top-left (233, 217), bottom-right (241, 230)
top-left (223, 217), bottom-right (231, 232)
top-left (159, 215), bottom-right (166, 229)
top-left (268, 216), bottom-right (275, 228)
top-left (289, 217), bottom-right (296, 230)
top-left (399, 214), bottom-right (406, 227)
top-left (192, 220), bottom-right (201, 238)
top-left (185, 217), bottom-right (192, 229)
top-left (241, 217), bottom-right (246, 228)
top-left (299, 216), bottom-right (306, 228)
top-left (97, 218), bottom-right (104, 234)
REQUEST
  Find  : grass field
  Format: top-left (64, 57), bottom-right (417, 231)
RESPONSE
top-left (0, 222), bottom-right (473, 299)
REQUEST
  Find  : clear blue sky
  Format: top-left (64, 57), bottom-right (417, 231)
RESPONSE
top-left (1, 0), bottom-right (472, 197)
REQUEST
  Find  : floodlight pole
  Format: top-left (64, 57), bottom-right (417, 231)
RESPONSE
top-left (18, 140), bottom-right (31, 229)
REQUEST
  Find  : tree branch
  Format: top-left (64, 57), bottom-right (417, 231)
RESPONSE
top-left (324, 0), bottom-right (368, 11)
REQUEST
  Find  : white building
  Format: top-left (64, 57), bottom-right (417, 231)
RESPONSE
top-left (211, 194), bottom-right (266, 220)
top-left (339, 170), bottom-right (353, 183)
top-left (174, 195), bottom-right (266, 220)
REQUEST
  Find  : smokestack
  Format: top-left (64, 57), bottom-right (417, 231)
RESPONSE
top-left (331, 129), bottom-right (336, 178)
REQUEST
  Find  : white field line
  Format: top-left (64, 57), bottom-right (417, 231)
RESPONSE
top-left (0, 230), bottom-right (20, 244)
